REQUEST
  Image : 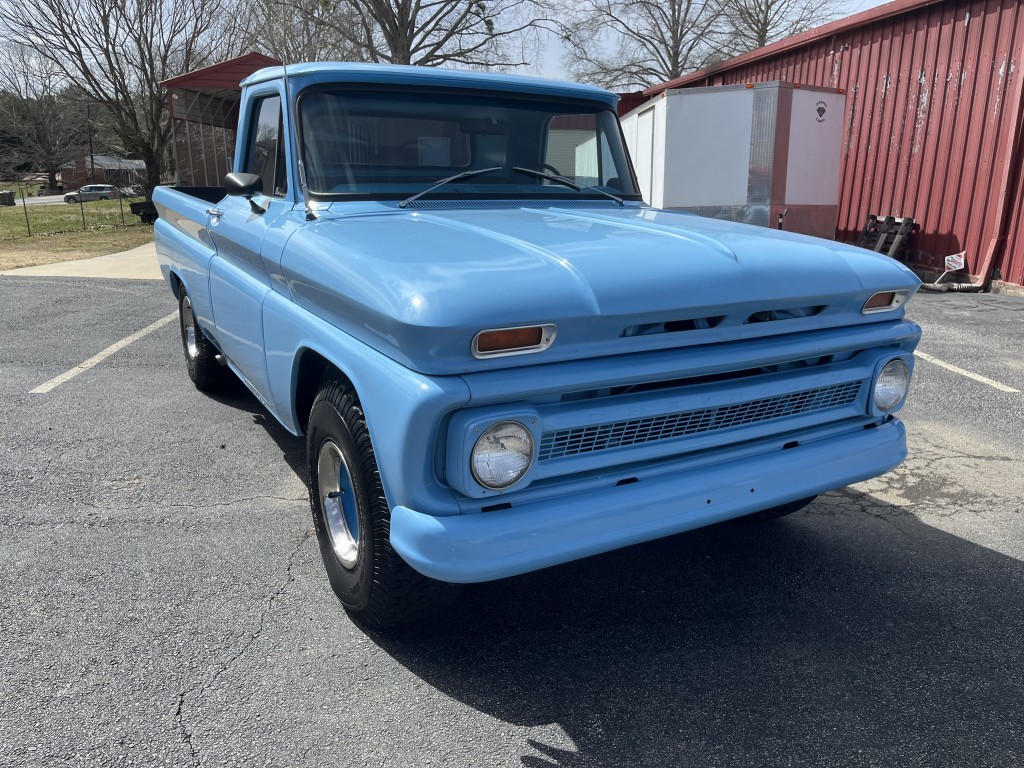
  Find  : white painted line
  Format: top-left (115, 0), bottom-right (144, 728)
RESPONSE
top-left (31, 311), bottom-right (178, 394)
top-left (914, 350), bottom-right (1021, 394)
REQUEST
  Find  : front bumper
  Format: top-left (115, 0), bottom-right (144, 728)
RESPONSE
top-left (390, 418), bottom-right (906, 583)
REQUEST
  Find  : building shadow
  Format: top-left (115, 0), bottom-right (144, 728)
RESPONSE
top-left (365, 489), bottom-right (1023, 767)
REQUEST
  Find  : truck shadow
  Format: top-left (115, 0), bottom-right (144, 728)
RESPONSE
top-left (366, 489), bottom-right (1024, 767)
top-left (207, 378), bottom-right (307, 478)
top-left (204, 381), bottom-right (1024, 765)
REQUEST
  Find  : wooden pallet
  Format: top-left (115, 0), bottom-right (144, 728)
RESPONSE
top-left (855, 215), bottom-right (916, 259)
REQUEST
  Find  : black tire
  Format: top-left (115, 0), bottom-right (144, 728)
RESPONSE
top-left (755, 496), bottom-right (817, 519)
top-left (307, 376), bottom-right (459, 628)
top-left (178, 289), bottom-right (228, 392)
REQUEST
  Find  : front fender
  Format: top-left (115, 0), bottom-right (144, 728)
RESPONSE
top-left (262, 290), bottom-right (471, 515)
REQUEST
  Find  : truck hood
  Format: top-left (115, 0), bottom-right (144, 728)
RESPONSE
top-left (282, 203), bottom-right (920, 375)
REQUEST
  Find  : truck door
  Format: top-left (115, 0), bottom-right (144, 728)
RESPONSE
top-left (207, 92), bottom-right (290, 404)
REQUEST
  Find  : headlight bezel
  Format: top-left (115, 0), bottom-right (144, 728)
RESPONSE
top-left (445, 408), bottom-right (542, 497)
top-left (871, 356), bottom-right (912, 414)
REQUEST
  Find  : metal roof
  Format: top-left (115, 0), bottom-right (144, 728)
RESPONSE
top-left (161, 52), bottom-right (282, 91)
top-left (87, 155), bottom-right (146, 170)
top-left (163, 52), bottom-right (282, 128)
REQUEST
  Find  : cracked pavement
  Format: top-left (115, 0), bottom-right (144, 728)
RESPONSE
top-left (1, 277), bottom-right (1022, 767)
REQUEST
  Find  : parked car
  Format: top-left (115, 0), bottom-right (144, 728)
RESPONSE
top-left (64, 184), bottom-right (119, 203)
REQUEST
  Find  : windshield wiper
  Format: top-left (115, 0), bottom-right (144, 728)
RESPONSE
top-left (398, 166), bottom-right (503, 208)
top-left (511, 167), bottom-right (625, 206)
top-left (398, 165), bottom-right (627, 208)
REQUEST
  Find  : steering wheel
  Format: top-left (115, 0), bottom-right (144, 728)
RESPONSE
top-left (541, 163), bottom-right (564, 177)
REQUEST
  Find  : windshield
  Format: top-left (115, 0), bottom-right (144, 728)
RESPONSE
top-left (299, 88), bottom-right (640, 202)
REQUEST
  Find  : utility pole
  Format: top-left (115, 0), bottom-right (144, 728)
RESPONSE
top-left (87, 104), bottom-right (95, 183)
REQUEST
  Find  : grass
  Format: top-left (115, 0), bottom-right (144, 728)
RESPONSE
top-left (0, 226), bottom-right (154, 271)
top-left (0, 196), bottom-right (147, 239)
top-left (0, 186), bottom-right (154, 270)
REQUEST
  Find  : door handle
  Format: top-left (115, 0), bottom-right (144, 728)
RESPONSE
top-left (206, 208), bottom-right (224, 217)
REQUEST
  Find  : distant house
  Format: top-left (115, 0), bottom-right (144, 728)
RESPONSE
top-left (63, 155), bottom-right (146, 190)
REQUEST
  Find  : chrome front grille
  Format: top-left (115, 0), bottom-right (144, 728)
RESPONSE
top-left (538, 381), bottom-right (863, 461)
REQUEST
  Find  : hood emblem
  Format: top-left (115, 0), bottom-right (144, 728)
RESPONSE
top-left (816, 101), bottom-right (828, 122)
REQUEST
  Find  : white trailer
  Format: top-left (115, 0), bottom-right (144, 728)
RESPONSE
top-left (620, 82), bottom-right (846, 240)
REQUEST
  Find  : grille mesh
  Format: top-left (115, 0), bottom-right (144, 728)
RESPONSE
top-left (538, 381), bottom-right (862, 461)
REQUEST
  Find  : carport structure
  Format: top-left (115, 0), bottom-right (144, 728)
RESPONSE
top-left (163, 52), bottom-right (281, 187)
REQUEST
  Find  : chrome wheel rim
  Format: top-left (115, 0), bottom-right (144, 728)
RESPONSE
top-left (318, 440), bottom-right (359, 569)
top-left (181, 295), bottom-right (198, 360)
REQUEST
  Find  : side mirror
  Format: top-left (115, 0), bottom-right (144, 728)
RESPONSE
top-left (224, 172), bottom-right (265, 214)
top-left (224, 172), bottom-right (263, 198)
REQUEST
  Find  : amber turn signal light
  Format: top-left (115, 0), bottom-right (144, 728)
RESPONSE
top-left (861, 290), bottom-right (909, 314)
top-left (472, 324), bottom-right (557, 358)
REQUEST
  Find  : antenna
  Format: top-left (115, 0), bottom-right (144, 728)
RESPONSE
top-left (282, 63), bottom-right (316, 221)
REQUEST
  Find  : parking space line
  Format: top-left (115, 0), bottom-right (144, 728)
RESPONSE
top-left (30, 311), bottom-right (177, 394)
top-left (914, 350), bottom-right (1021, 394)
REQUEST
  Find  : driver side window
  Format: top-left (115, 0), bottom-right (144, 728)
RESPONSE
top-left (246, 96), bottom-right (288, 197)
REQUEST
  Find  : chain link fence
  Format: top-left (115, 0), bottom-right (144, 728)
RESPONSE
top-left (0, 181), bottom-right (147, 240)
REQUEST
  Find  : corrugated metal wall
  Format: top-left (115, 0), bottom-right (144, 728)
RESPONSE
top-left (662, 0), bottom-right (1024, 286)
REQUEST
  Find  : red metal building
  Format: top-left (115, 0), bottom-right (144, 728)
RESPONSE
top-left (632, 0), bottom-right (1024, 290)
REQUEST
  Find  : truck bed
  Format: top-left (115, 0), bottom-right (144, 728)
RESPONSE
top-left (171, 186), bottom-right (225, 203)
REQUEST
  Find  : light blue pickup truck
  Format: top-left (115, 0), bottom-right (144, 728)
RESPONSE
top-left (154, 63), bottom-right (921, 627)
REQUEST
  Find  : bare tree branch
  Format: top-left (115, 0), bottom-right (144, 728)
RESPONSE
top-left (557, 0), bottom-right (725, 90)
top-left (554, 0), bottom-right (843, 91)
top-left (222, 0), bottom-right (364, 62)
top-left (0, 42), bottom-right (86, 191)
top-left (719, 0), bottom-right (844, 56)
top-left (0, 0), bottom-right (223, 196)
top-left (289, 0), bottom-right (542, 68)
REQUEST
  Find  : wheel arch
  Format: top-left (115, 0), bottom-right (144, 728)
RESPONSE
top-left (293, 346), bottom-right (356, 435)
top-left (167, 269), bottom-right (184, 300)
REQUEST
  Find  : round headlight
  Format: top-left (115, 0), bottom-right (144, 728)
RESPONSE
top-left (470, 421), bottom-right (535, 490)
top-left (874, 359), bottom-right (910, 412)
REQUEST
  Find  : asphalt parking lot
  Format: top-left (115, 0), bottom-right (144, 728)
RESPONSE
top-left (1, 274), bottom-right (1022, 767)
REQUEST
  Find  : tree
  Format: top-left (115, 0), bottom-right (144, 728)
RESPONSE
top-left (558, 0), bottom-right (843, 91)
top-left (0, 43), bottom-right (86, 192)
top-left (293, 0), bottom-right (543, 67)
top-left (719, 0), bottom-right (842, 56)
top-left (560, 0), bottom-right (725, 90)
top-left (0, 0), bottom-right (223, 196)
top-left (223, 0), bottom-right (364, 63)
